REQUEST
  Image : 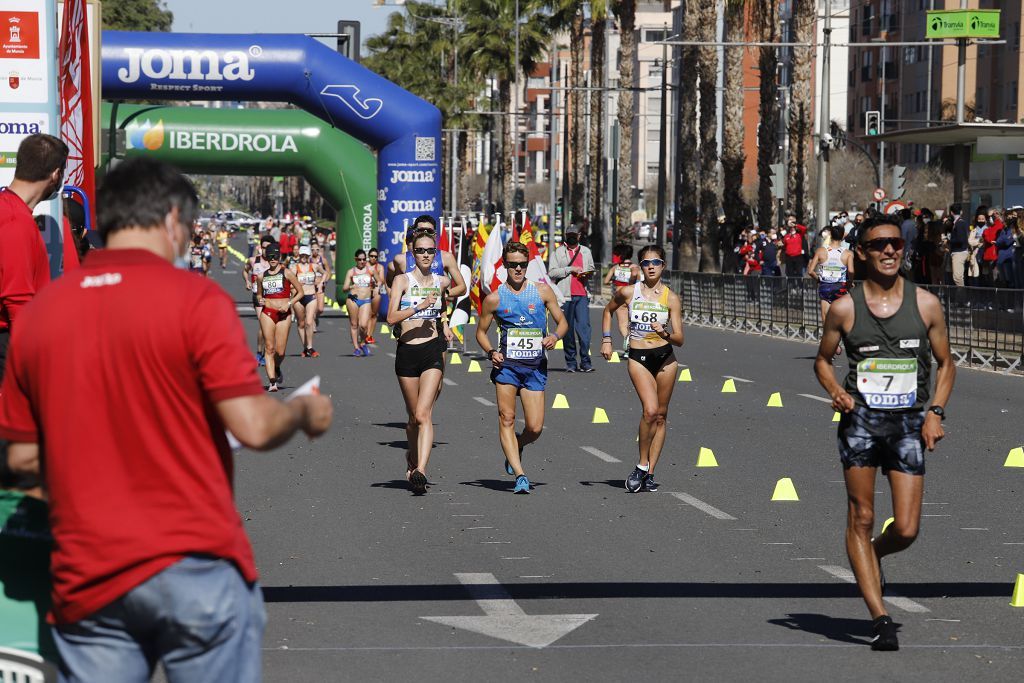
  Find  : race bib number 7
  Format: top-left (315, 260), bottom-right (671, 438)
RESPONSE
top-left (857, 358), bottom-right (917, 409)
top-left (506, 328), bottom-right (544, 360)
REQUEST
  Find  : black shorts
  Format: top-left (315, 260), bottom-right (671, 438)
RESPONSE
top-left (627, 344), bottom-right (676, 376)
top-left (299, 294), bottom-right (316, 307)
top-left (395, 336), bottom-right (446, 377)
top-left (838, 405), bottom-right (926, 476)
top-left (252, 293), bottom-right (260, 309)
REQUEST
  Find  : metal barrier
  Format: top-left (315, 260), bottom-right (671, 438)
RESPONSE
top-left (668, 273), bottom-right (1024, 375)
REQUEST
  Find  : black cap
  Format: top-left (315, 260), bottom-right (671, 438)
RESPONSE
top-left (264, 245), bottom-right (281, 260)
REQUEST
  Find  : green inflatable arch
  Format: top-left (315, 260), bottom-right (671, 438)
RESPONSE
top-left (103, 103), bottom-right (377, 290)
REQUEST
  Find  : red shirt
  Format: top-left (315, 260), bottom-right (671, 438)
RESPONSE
top-left (0, 249), bottom-right (264, 624)
top-left (279, 232), bottom-right (296, 254)
top-left (982, 221), bottom-right (1001, 262)
top-left (566, 246), bottom-right (587, 297)
top-left (0, 188), bottom-right (51, 332)
top-left (782, 232), bottom-right (804, 258)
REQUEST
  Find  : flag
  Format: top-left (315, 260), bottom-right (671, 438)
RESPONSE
top-left (468, 221), bottom-right (491, 313)
top-left (518, 212), bottom-right (564, 304)
top-left (58, 0), bottom-right (95, 229)
top-left (450, 263), bottom-right (473, 338)
top-left (438, 218), bottom-right (451, 253)
top-left (482, 219), bottom-right (506, 294)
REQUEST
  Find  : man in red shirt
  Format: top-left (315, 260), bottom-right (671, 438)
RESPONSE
top-left (0, 158), bottom-right (332, 682)
top-left (0, 133), bottom-right (67, 383)
top-left (279, 223), bottom-right (297, 265)
top-left (782, 216), bottom-right (808, 277)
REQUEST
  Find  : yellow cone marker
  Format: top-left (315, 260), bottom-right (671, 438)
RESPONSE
top-left (552, 393), bottom-right (570, 409)
top-left (380, 323), bottom-right (390, 334)
top-left (608, 351), bottom-right (621, 363)
top-left (697, 447), bottom-right (718, 468)
top-left (470, 316), bottom-right (477, 325)
top-left (721, 378), bottom-right (737, 393)
top-left (766, 392), bottom-right (783, 408)
top-left (677, 368), bottom-right (692, 382)
top-left (1011, 574), bottom-right (1024, 607)
top-left (449, 352), bottom-right (463, 365)
top-left (832, 411), bottom-right (841, 423)
top-left (592, 407), bottom-right (610, 424)
top-left (467, 360), bottom-right (482, 373)
top-left (1005, 447), bottom-right (1024, 468)
top-left (771, 477), bottom-right (799, 501)
top-left (555, 339), bottom-right (564, 350)
top-left (882, 517), bottom-right (894, 534)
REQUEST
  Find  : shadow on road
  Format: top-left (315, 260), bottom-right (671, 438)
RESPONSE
top-left (369, 480), bottom-right (414, 491)
top-left (579, 479), bottom-right (628, 490)
top-left (766, 613), bottom-right (874, 645)
top-left (458, 479), bottom-right (547, 493)
top-left (373, 422), bottom-right (411, 430)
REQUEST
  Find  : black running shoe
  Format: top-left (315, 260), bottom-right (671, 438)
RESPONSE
top-left (625, 467), bottom-right (644, 493)
top-left (409, 471), bottom-right (428, 495)
top-left (870, 616), bottom-right (899, 651)
top-left (642, 473), bottom-right (659, 492)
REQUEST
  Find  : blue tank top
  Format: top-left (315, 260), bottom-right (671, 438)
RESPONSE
top-left (406, 249), bottom-right (444, 276)
top-left (496, 282), bottom-right (547, 368)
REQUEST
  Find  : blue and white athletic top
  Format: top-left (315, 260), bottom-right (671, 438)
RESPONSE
top-left (496, 282), bottom-right (547, 368)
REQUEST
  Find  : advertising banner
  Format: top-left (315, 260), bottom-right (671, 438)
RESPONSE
top-left (926, 10), bottom-right (1000, 40)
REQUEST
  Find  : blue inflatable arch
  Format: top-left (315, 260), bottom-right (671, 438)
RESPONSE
top-left (100, 32), bottom-right (442, 266)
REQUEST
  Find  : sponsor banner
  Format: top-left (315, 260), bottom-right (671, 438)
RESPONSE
top-left (0, 111), bottom-right (49, 185)
top-left (0, 1), bottom-right (49, 103)
top-left (376, 131), bottom-right (442, 267)
top-left (926, 9), bottom-right (1000, 40)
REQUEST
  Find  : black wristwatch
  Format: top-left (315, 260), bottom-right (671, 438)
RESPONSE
top-left (927, 406), bottom-right (945, 420)
top-left (486, 349), bottom-right (497, 359)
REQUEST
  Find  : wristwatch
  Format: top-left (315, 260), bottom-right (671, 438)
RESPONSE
top-left (927, 406), bottom-right (945, 420)
top-left (486, 349), bottom-right (497, 359)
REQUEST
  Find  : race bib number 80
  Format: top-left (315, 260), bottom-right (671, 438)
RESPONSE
top-left (857, 358), bottom-right (917, 409)
top-left (506, 328), bottom-right (544, 360)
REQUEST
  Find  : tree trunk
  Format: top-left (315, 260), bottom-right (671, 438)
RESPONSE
top-left (615, 0), bottom-right (637, 238)
top-left (697, 0), bottom-right (720, 272)
top-left (499, 78), bottom-right (513, 216)
top-left (588, 14), bottom-right (606, 259)
top-left (569, 10), bottom-right (585, 224)
top-left (674, 0), bottom-right (699, 272)
top-left (756, 2), bottom-right (779, 232)
top-left (787, 0), bottom-right (814, 224)
top-left (721, 0), bottom-right (747, 247)
top-left (457, 129), bottom-right (470, 215)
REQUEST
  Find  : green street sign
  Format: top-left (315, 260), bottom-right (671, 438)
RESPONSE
top-left (926, 9), bottom-right (1000, 39)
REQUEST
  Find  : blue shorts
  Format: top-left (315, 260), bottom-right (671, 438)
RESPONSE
top-left (838, 404), bottom-right (926, 475)
top-left (819, 281), bottom-right (848, 303)
top-left (491, 362), bottom-right (547, 392)
top-left (347, 294), bottom-right (371, 307)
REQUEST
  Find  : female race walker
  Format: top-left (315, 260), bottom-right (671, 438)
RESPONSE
top-left (602, 243), bottom-right (638, 352)
top-left (601, 245), bottom-right (684, 493)
top-left (367, 247), bottom-right (386, 344)
top-left (291, 245), bottom-right (325, 358)
top-left (387, 232), bottom-right (453, 495)
top-left (342, 249), bottom-right (376, 357)
top-left (807, 223), bottom-right (855, 356)
top-left (257, 244), bottom-right (303, 392)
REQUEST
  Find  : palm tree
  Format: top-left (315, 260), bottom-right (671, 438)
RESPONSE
top-left (696, 0), bottom-right (720, 271)
top-left (753, 0), bottom-right (779, 231)
top-left (588, 0), bottom-right (608, 255)
top-left (786, 0), bottom-right (814, 224)
top-left (612, 0), bottom-right (637, 239)
top-left (721, 0), bottom-right (747, 241)
top-left (546, 1), bottom-right (587, 224)
top-left (674, 0), bottom-right (700, 272)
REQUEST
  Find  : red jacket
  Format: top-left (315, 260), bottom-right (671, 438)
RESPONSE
top-left (0, 188), bottom-right (51, 332)
top-left (782, 232), bottom-right (804, 258)
top-left (982, 221), bottom-right (1001, 262)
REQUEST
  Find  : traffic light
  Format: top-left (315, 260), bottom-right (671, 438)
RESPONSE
top-left (865, 110), bottom-right (881, 136)
top-left (892, 165), bottom-right (907, 200)
top-left (336, 21), bottom-right (361, 62)
top-left (769, 163), bottom-right (785, 199)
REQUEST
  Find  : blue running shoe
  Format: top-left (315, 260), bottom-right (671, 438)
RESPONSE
top-left (362, 344), bottom-right (372, 356)
top-left (353, 347), bottom-right (364, 357)
top-left (256, 352), bottom-right (266, 367)
top-left (504, 459), bottom-right (514, 476)
top-left (642, 473), bottom-right (659, 492)
top-left (513, 474), bottom-right (530, 494)
top-left (625, 467), bottom-right (644, 493)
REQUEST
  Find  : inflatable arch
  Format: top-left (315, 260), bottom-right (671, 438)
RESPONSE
top-left (101, 32), bottom-right (443, 267)
top-left (105, 103), bottom-right (376, 286)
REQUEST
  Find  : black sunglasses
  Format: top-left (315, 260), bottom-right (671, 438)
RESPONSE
top-left (412, 227), bottom-right (436, 236)
top-left (504, 260), bottom-right (528, 271)
top-left (639, 258), bottom-right (665, 268)
top-left (863, 237), bottom-right (905, 252)
top-left (414, 247), bottom-right (437, 255)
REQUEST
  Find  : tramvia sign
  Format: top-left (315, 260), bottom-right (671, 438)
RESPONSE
top-left (926, 10), bottom-right (1000, 39)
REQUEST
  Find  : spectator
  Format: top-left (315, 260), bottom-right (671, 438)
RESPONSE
top-left (740, 232), bottom-right (762, 301)
top-left (967, 206), bottom-right (987, 286)
top-left (782, 221), bottom-right (806, 277)
top-left (1013, 211), bottom-right (1024, 289)
top-left (948, 203), bottom-right (969, 286)
top-left (995, 215), bottom-right (1018, 288)
top-left (981, 208), bottom-right (1002, 286)
top-left (0, 133), bottom-right (68, 383)
top-left (761, 230), bottom-right (781, 276)
top-left (549, 224), bottom-right (595, 372)
top-left (899, 208), bottom-right (917, 276)
top-left (0, 157), bottom-right (332, 682)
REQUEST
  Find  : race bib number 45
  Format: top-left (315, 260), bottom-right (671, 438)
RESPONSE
top-left (506, 328), bottom-right (544, 360)
top-left (857, 358), bottom-right (917, 409)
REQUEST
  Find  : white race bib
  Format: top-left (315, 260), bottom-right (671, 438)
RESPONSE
top-left (505, 328), bottom-right (544, 360)
top-left (263, 273), bottom-right (285, 296)
top-left (353, 273), bottom-right (372, 288)
top-left (819, 264), bottom-right (846, 284)
top-left (298, 270), bottom-right (317, 286)
top-left (857, 358), bottom-right (917, 410)
top-left (630, 301), bottom-right (669, 333)
top-left (613, 265), bottom-right (632, 283)
top-left (401, 286), bottom-right (442, 320)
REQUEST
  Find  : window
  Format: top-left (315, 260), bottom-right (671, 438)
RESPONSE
top-left (903, 46), bottom-right (917, 65)
top-left (643, 29), bottom-right (668, 43)
top-left (648, 96), bottom-right (662, 113)
top-left (646, 162), bottom-right (660, 176)
top-left (1011, 82), bottom-right (1019, 110)
top-left (647, 128), bottom-right (660, 142)
top-left (861, 49), bottom-right (873, 83)
top-left (861, 5), bottom-right (873, 36)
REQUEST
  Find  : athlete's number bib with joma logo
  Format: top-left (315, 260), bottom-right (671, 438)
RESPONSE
top-left (630, 301), bottom-right (669, 333)
top-left (506, 328), bottom-right (543, 360)
top-left (353, 274), bottom-right (372, 288)
top-left (402, 287), bottom-right (442, 320)
top-left (263, 274), bottom-right (284, 295)
top-left (857, 358), bottom-right (917, 409)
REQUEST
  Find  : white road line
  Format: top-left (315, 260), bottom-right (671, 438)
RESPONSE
top-left (960, 527), bottom-right (989, 531)
top-left (722, 375), bottom-right (754, 383)
top-left (443, 378), bottom-right (458, 386)
top-left (465, 526), bottom-right (494, 530)
top-left (473, 396), bottom-right (496, 407)
top-left (790, 557), bottom-right (826, 561)
top-left (580, 446), bottom-right (620, 463)
top-left (922, 514), bottom-right (951, 517)
top-left (669, 492), bottom-right (737, 520)
top-left (817, 565), bottom-right (930, 613)
top-left (480, 541), bottom-right (511, 544)
top-left (798, 393), bottom-right (832, 404)
top-left (501, 557), bottom-right (531, 560)
top-left (452, 514), bottom-right (483, 517)
top-left (763, 542), bottom-right (793, 545)
top-left (1003, 542), bottom-right (1024, 545)
top-left (387, 352), bottom-right (396, 358)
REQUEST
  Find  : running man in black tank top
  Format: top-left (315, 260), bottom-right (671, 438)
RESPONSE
top-left (814, 216), bottom-right (956, 651)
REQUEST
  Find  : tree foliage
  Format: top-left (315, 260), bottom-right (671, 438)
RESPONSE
top-left (101, 0), bottom-right (173, 32)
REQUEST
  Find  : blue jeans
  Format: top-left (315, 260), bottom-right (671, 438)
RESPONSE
top-left (560, 295), bottom-right (592, 369)
top-left (53, 556), bottom-right (265, 683)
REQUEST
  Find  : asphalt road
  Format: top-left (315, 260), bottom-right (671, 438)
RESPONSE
top-left (215, 240), bottom-right (1024, 682)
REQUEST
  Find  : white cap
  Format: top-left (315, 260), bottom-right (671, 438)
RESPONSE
top-left (298, 246), bottom-right (312, 256)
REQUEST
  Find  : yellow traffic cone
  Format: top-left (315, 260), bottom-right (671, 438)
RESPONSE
top-left (468, 360), bottom-right (482, 373)
top-left (697, 447), bottom-right (718, 467)
top-left (555, 339), bottom-right (564, 349)
top-left (380, 323), bottom-right (390, 334)
top-left (592, 407), bottom-right (610, 424)
top-left (608, 351), bottom-right (621, 363)
top-left (469, 316), bottom-right (477, 325)
top-left (832, 411), bottom-right (841, 423)
top-left (882, 517), bottom-right (894, 534)
top-left (552, 393), bottom-right (570, 409)
top-left (677, 368), bottom-right (692, 382)
top-left (1011, 574), bottom-right (1024, 607)
top-left (449, 352), bottom-right (463, 365)
top-left (1005, 447), bottom-right (1024, 468)
top-left (721, 379), bottom-right (737, 393)
top-left (767, 392), bottom-right (783, 407)
top-left (771, 477), bottom-right (799, 501)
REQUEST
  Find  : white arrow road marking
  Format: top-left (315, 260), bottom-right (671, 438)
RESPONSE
top-left (421, 573), bottom-right (597, 648)
top-left (798, 393), bottom-right (832, 404)
top-left (580, 446), bottom-right (620, 463)
top-left (817, 565), bottom-right (930, 613)
top-left (722, 375), bottom-right (754, 383)
top-left (669, 492), bottom-right (737, 520)
top-left (473, 397), bottom-right (496, 407)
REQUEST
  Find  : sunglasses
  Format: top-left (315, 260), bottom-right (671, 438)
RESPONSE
top-left (414, 247), bottom-right (437, 255)
top-left (355, 257), bottom-right (367, 262)
top-left (412, 227), bottom-right (436, 237)
top-left (639, 258), bottom-right (665, 268)
top-left (863, 237), bottom-right (905, 252)
top-left (504, 261), bottom-right (528, 271)
top-left (368, 253), bottom-right (378, 259)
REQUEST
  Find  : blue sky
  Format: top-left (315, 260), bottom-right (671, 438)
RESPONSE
top-left (166, 0), bottom-right (398, 50)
